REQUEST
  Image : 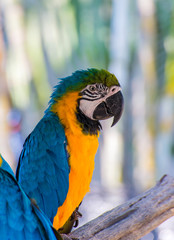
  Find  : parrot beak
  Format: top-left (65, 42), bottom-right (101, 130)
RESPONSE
top-left (93, 91), bottom-right (124, 127)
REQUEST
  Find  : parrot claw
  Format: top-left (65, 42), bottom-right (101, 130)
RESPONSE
top-left (72, 208), bottom-right (82, 228)
top-left (58, 206), bottom-right (82, 234)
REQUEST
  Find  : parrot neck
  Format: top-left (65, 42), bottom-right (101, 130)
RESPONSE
top-left (50, 91), bottom-right (101, 136)
top-left (75, 106), bottom-right (102, 135)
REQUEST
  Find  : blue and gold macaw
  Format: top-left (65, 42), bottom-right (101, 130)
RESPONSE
top-left (16, 68), bottom-right (124, 231)
top-left (0, 155), bottom-right (60, 240)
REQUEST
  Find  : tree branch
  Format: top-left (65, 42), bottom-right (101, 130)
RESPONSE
top-left (67, 175), bottom-right (174, 240)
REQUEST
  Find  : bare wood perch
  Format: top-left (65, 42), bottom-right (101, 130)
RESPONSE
top-left (65, 175), bottom-right (174, 240)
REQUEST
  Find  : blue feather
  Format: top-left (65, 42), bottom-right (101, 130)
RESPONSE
top-left (0, 156), bottom-right (57, 240)
top-left (16, 113), bottom-right (70, 223)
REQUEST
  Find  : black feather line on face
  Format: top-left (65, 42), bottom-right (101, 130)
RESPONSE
top-left (79, 96), bottom-right (103, 102)
top-left (76, 105), bottom-right (102, 135)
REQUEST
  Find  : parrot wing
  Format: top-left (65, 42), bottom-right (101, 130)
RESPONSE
top-left (16, 114), bottom-right (70, 222)
top-left (0, 155), bottom-right (57, 240)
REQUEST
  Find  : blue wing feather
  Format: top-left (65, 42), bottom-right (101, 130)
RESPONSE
top-left (16, 113), bottom-right (70, 223)
top-left (0, 157), bottom-right (57, 240)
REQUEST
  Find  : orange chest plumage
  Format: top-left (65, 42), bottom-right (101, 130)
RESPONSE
top-left (51, 92), bottom-right (99, 229)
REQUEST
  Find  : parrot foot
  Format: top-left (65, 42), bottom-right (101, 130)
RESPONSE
top-left (71, 207), bottom-right (82, 228)
top-left (58, 207), bottom-right (82, 234)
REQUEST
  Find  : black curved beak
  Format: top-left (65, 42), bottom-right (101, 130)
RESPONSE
top-left (93, 91), bottom-right (124, 127)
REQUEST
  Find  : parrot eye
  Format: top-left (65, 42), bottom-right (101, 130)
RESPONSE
top-left (89, 85), bottom-right (96, 92)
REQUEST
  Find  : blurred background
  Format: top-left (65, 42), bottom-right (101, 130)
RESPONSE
top-left (0, 0), bottom-right (174, 239)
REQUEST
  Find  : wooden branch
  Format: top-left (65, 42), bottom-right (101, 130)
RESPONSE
top-left (67, 175), bottom-right (174, 240)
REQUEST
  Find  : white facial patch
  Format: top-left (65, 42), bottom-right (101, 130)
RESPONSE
top-left (79, 85), bottom-right (121, 120)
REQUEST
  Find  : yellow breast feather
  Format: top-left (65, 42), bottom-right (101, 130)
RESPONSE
top-left (51, 92), bottom-right (99, 229)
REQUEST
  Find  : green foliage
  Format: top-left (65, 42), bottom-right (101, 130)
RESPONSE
top-left (7, 0), bottom-right (112, 109)
top-left (21, 0), bottom-right (111, 73)
top-left (155, 0), bottom-right (174, 95)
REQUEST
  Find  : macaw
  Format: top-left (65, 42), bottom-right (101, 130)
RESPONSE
top-left (0, 155), bottom-right (60, 240)
top-left (16, 68), bottom-right (124, 232)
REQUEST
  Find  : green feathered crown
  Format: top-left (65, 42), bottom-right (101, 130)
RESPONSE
top-left (46, 68), bottom-right (120, 112)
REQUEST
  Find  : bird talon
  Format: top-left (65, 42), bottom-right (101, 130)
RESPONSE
top-left (73, 219), bottom-right (79, 228)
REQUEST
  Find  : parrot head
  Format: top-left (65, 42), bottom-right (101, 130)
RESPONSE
top-left (48, 68), bottom-right (124, 134)
top-left (78, 80), bottom-right (123, 127)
